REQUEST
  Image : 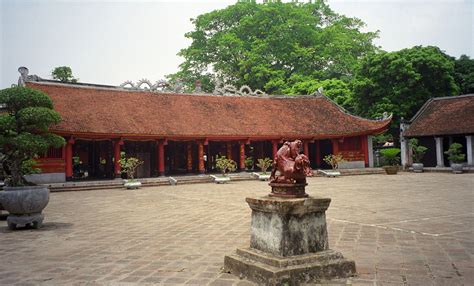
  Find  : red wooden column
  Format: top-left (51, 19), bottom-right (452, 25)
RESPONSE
top-left (113, 139), bottom-right (124, 178)
top-left (272, 141), bottom-right (278, 158)
top-left (239, 142), bottom-right (245, 171)
top-left (303, 141), bottom-right (309, 157)
top-left (156, 140), bottom-right (166, 176)
top-left (198, 141), bottom-right (205, 174)
top-left (226, 142), bottom-right (232, 160)
top-left (331, 139), bottom-right (339, 155)
top-left (361, 135), bottom-right (369, 167)
top-left (315, 140), bottom-right (321, 167)
top-left (187, 142), bottom-right (193, 172)
top-left (65, 137), bottom-right (75, 181)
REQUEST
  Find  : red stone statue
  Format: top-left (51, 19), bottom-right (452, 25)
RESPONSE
top-left (269, 140), bottom-right (313, 198)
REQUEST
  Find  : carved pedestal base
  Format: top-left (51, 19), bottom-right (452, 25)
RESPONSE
top-left (224, 248), bottom-right (356, 286)
top-left (224, 196), bottom-right (356, 285)
top-left (7, 213), bottom-right (44, 230)
top-left (269, 183), bottom-right (308, 198)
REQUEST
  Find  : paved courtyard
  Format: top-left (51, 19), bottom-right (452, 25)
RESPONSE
top-left (0, 173), bottom-right (473, 285)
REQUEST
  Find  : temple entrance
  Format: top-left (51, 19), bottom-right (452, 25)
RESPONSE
top-left (319, 140), bottom-right (333, 169)
top-left (72, 139), bottom-right (114, 180)
top-left (123, 141), bottom-right (155, 178)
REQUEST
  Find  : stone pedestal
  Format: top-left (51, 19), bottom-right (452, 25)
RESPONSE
top-left (224, 196), bottom-right (356, 285)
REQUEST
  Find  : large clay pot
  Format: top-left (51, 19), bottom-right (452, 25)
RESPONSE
top-left (383, 165), bottom-right (399, 175)
top-left (0, 185), bottom-right (49, 229)
top-left (412, 163), bottom-right (424, 173)
top-left (451, 163), bottom-right (463, 174)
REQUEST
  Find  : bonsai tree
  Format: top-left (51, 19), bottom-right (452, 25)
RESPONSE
top-left (323, 154), bottom-right (345, 170)
top-left (444, 143), bottom-right (465, 163)
top-left (51, 66), bottom-right (78, 83)
top-left (215, 155), bottom-right (237, 176)
top-left (256, 157), bottom-right (273, 174)
top-left (0, 87), bottom-right (65, 186)
top-left (380, 148), bottom-right (401, 166)
top-left (119, 154), bottom-right (143, 180)
top-left (244, 156), bottom-right (254, 170)
top-left (409, 138), bottom-right (428, 163)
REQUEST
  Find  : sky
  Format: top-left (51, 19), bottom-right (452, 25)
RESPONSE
top-left (1, 0), bottom-right (472, 89)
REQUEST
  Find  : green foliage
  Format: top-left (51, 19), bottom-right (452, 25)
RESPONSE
top-left (119, 156), bottom-right (144, 180)
top-left (444, 143), bottom-right (465, 163)
top-left (352, 46), bottom-right (459, 125)
top-left (256, 157), bottom-right (273, 174)
top-left (409, 138), bottom-right (428, 163)
top-left (244, 156), bottom-right (254, 169)
top-left (168, 1), bottom-right (378, 93)
top-left (454, 55), bottom-right (474, 94)
top-left (0, 87), bottom-right (65, 186)
top-left (21, 159), bottom-right (41, 175)
top-left (380, 148), bottom-right (401, 166)
top-left (323, 154), bottom-right (345, 169)
top-left (373, 133), bottom-right (394, 145)
top-left (216, 156), bottom-right (237, 176)
top-left (51, 66), bottom-right (78, 83)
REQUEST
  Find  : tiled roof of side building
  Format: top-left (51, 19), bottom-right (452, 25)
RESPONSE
top-left (27, 81), bottom-right (391, 139)
top-left (404, 94), bottom-right (474, 137)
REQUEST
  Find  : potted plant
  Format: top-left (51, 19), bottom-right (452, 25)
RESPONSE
top-left (323, 154), bottom-right (345, 170)
top-left (444, 143), bottom-right (465, 174)
top-left (0, 86), bottom-right (65, 230)
top-left (255, 157), bottom-right (273, 181)
top-left (212, 156), bottom-right (237, 183)
top-left (244, 156), bottom-right (254, 171)
top-left (380, 148), bottom-right (400, 175)
top-left (409, 138), bottom-right (428, 173)
top-left (319, 154), bottom-right (345, 177)
top-left (119, 154), bottom-right (144, 189)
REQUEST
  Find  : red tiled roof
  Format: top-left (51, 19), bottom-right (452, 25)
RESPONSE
top-left (404, 94), bottom-right (474, 137)
top-left (27, 81), bottom-right (390, 140)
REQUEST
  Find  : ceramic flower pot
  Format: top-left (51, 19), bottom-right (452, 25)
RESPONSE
top-left (0, 185), bottom-right (49, 230)
top-left (451, 163), bottom-right (463, 174)
top-left (412, 163), bottom-right (424, 173)
top-left (383, 165), bottom-right (399, 175)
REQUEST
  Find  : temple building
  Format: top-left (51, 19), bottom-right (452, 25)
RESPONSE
top-left (19, 70), bottom-right (391, 183)
top-left (401, 94), bottom-right (474, 168)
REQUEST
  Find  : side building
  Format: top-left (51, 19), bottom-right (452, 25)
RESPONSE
top-left (401, 94), bottom-right (474, 168)
top-left (21, 75), bottom-right (391, 183)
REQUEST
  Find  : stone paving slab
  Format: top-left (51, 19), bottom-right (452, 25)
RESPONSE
top-left (0, 173), bottom-right (472, 285)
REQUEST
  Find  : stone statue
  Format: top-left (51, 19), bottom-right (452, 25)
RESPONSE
top-left (270, 140), bottom-right (313, 187)
top-left (18, 66), bottom-right (29, 86)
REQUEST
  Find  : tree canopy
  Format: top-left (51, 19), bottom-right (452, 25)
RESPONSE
top-left (454, 55), bottom-right (474, 94)
top-left (351, 46), bottom-right (459, 122)
top-left (51, 66), bottom-right (78, 83)
top-left (169, 0), bottom-right (378, 93)
top-left (0, 87), bottom-right (65, 186)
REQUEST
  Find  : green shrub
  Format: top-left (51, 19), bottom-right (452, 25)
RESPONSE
top-left (444, 143), bottom-right (465, 163)
top-left (380, 148), bottom-right (401, 166)
top-left (216, 156), bottom-right (237, 176)
top-left (120, 156), bottom-right (143, 180)
top-left (323, 154), bottom-right (345, 169)
top-left (0, 87), bottom-right (65, 186)
top-left (256, 157), bottom-right (273, 174)
top-left (409, 138), bottom-right (428, 163)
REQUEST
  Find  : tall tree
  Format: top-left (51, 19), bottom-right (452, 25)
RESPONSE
top-left (51, 66), bottom-right (78, 83)
top-left (352, 46), bottom-right (459, 123)
top-left (454, 55), bottom-right (474, 94)
top-left (168, 0), bottom-right (378, 93)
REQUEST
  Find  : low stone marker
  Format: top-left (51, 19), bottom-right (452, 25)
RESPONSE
top-left (224, 140), bottom-right (355, 285)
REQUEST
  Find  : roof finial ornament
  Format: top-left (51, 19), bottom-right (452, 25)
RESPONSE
top-left (16, 66), bottom-right (42, 86)
top-left (317, 86), bottom-right (324, 94)
top-left (18, 66), bottom-right (29, 86)
top-left (213, 78), bottom-right (267, 96)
